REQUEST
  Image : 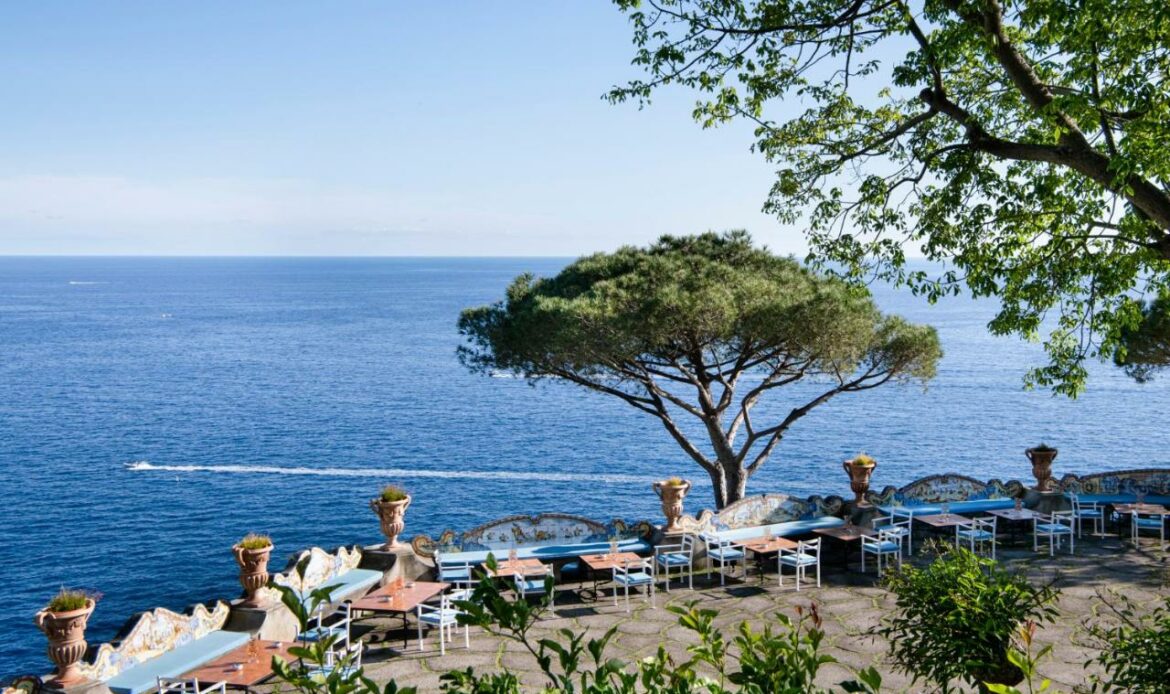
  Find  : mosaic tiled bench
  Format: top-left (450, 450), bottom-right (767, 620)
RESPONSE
top-left (268, 546), bottom-right (382, 607)
top-left (676, 491), bottom-right (846, 543)
top-left (78, 602), bottom-right (248, 694)
top-left (412, 514), bottom-right (653, 577)
top-left (867, 474), bottom-right (1025, 515)
top-left (1058, 468), bottom-right (1170, 505)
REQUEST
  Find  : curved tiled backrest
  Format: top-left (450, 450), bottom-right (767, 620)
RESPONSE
top-left (77, 602), bottom-right (231, 682)
top-left (412, 514), bottom-right (653, 557)
top-left (270, 545), bottom-right (363, 594)
top-left (677, 492), bottom-right (845, 535)
top-left (1058, 468), bottom-right (1170, 496)
top-left (867, 474), bottom-right (1024, 507)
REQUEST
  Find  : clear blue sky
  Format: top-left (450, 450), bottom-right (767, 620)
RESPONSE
top-left (0, 1), bottom-right (797, 256)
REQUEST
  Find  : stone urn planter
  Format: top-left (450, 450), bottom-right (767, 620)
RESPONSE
top-left (34, 596), bottom-right (95, 687)
top-left (653, 478), bottom-right (692, 533)
top-left (1025, 444), bottom-right (1058, 491)
top-left (370, 486), bottom-right (411, 549)
top-left (843, 454), bottom-right (877, 507)
top-left (232, 535), bottom-right (274, 608)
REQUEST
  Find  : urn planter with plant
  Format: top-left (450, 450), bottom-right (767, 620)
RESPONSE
top-left (34, 589), bottom-right (97, 687)
top-left (1025, 444), bottom-right (1058, 491)
top-left (370, 485), bottom-right (411, 549)
top-left (652, 477), bottom-right (692, 533)
top-left (843, 453), bottom-right (877, 507)
top-left (232, 533), bottom-right (273, 608)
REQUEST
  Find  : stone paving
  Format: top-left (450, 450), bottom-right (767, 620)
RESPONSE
top-left (347, 535), bottom-right (1168, 692)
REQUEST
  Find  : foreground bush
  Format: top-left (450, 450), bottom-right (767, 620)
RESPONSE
top-left (875, 544), bottom-right (1059, 692)
top-left (1083, 593), bottom-right (1170, 694)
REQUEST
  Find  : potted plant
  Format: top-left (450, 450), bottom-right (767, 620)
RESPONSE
top-left (843, 453), bottom-right (877, 507)
top-left (1025, 444), bottom-right (1058, 491)
top-left (34, 588), bottom-right (97, 687)
top-left (370, 484), bottom-right (412, 549)
top-left (652, 476), bottom-right (692, 533)
top-left (232, 533), bottom-right (274, 608)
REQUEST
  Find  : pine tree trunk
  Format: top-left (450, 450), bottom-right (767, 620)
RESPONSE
top-left (709, 462), bottom-right (749, 509)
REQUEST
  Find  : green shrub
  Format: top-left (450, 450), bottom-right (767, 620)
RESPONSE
top-left (851, 453), bottom-right (876, 466)
top-left (379, 485), bottom-right (409, 502)
top-left (876, 544), bottom-right (1059, 692)
top-left (1084, 593), bottom-right (1170, 694)
top-left (47, 588), bottom-right (91, 613)
top-left (237, 533), bottom-right (272, 550)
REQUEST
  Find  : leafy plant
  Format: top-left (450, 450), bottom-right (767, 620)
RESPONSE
top-left (46, 588), bottom-right (93, 613)
top-left (983, 622), bottom-right (1054, 694)
top-left (446, 555), bottom-right (883, 693)
top-left (850, 454), bottom-right (876, 467)
top-left (238, 533), bottom-right (272, 550)
top-left (876, 544), bottom-right (1059, 693)
top-left (269, 557), bottom-right (417, 694)
top-left (379, 485), bottom-right (408, 502)
top-left (1083, 592), bottom-right (1170, 693)
top-left (663, 477), bottom-right (686, 486)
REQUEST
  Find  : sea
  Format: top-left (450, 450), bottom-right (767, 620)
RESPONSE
top-left (1, 256), bottom-right (1167, 678)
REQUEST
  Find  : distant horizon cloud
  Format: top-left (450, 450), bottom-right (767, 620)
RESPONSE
top-left (0, 173), bottom-right (815, 257)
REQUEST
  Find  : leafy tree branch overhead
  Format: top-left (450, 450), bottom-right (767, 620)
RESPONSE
top-left (458, 232), bottom-right (941, 508)
top-left (607, 0), bottom-right (1170, 394)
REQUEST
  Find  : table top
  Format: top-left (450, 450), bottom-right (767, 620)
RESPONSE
top-left (482, 557), bottom-right (549, 577)
top-left (580, 552), bottom-right (644, 571)
top-left (1115, 503), bottom-right (1169, 515)
top-left (349, 581), bottom-right (449, 614)
top-left (814, 525), bottom-right (876, 541)
top-left (181, 639), bottom-right (295, 687)
top-left (915, 513), bottom-right (970, 527)
top-left (737, 536), bottom-right (798, 553)
top-left (988, 508), bottom-right (1041, 521)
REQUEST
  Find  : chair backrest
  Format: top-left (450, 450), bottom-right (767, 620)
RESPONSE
top-left (798, 538), bottom-right (821, 555)
top-left (679, 534), bottom-right (695, 554)
top-left (890, 507), bottom-right (914, 522)
top-left (614, 557), bottom-right (651, 576)
top-left (700, 532), bottom-right (730, 549)
top-left (877, 529), bottom-right (903, 546)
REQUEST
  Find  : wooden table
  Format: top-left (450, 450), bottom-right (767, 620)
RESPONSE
top-left (579, 552), bottom-right (643, 600)
top-left (737, 536), bottom-right (798, 580)
top-left (814, 525), bottom-right (874, 567)
top-left (1114, 503), bottom-right (1169, 515)
top-left (915, 513), bottom-right (970, 528)
top-left (350, 581), bottom-right (449, 647)
top-left (482, 557), bottom-right (550, 577)
top-left (988, 508), bottom-right (1039, 544)
top-left (181, 639), bottom-right (295, 690)
top-left (814, 525), bottom-right (876, 541)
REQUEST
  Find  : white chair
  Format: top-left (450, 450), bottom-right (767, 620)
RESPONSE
top-left (654, 534), bottom-right (695, 591)
top-left (861, 529), bottom-right (903, 573)
top-left (1033, 511), bottom-right (1075, 556)
top-left (1131, 512), bottom-right (1167, 549)
top-left (447, 577), bottom-right (479, 604)
top-left (157, 679), bottom-right (226, 694)
top-left (417, 594), bottom-right (468, 655)
top-left (872, 508), bottom-right (914, 556)
top-left (1069, 494), bottom-right (1104, 536)
top-left (300, 603), bottom-right (352, 647)
top-left (434, 550), bottom-right (473, 584)
top-left (304, 640), bottom-right (363, 678)
top-left (612, 557), bottom-right (656, 612)
top-left (955, 516), bottom-right (997, 559)
top-left (777, 538), bottom-right (821, 591)
top-left (700, 533), bottom-right (745, 586)
top-left (513, 564), bottom-right (555, 606)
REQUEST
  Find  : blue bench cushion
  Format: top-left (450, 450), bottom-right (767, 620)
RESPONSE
top-left (710, 517), bottom-right (845, 543)
top-left (314, 568), bottom-right (382, 605)
top-left (438, 537), bottom-right (652, 566)
top-left (878, 499), bottom-right (1015, 516)
top-left (105, 630), bottom-right (250, 694)
top-left (1075, 493), bottom-right (1170, 505)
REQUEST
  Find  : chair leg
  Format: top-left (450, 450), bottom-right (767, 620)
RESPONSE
top-left (417, 620), bottom-right (424, 652)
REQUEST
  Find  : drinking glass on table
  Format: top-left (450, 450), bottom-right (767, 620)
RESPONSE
top-left (941, 503), bottom-right (951, 516)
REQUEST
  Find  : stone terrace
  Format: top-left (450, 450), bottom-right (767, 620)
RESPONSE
top-left (302, 537), bottom-right (1166, 692)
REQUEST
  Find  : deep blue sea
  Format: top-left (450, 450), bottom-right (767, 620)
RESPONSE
top-left (2, 256), bottom-right (1168, 678)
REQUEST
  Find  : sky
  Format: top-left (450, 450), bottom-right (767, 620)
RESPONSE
top-left (0, 2), bottom-right (801, 257)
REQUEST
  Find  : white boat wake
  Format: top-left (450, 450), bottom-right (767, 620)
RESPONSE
top-left (125, 460), bottom-right (661, 485)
